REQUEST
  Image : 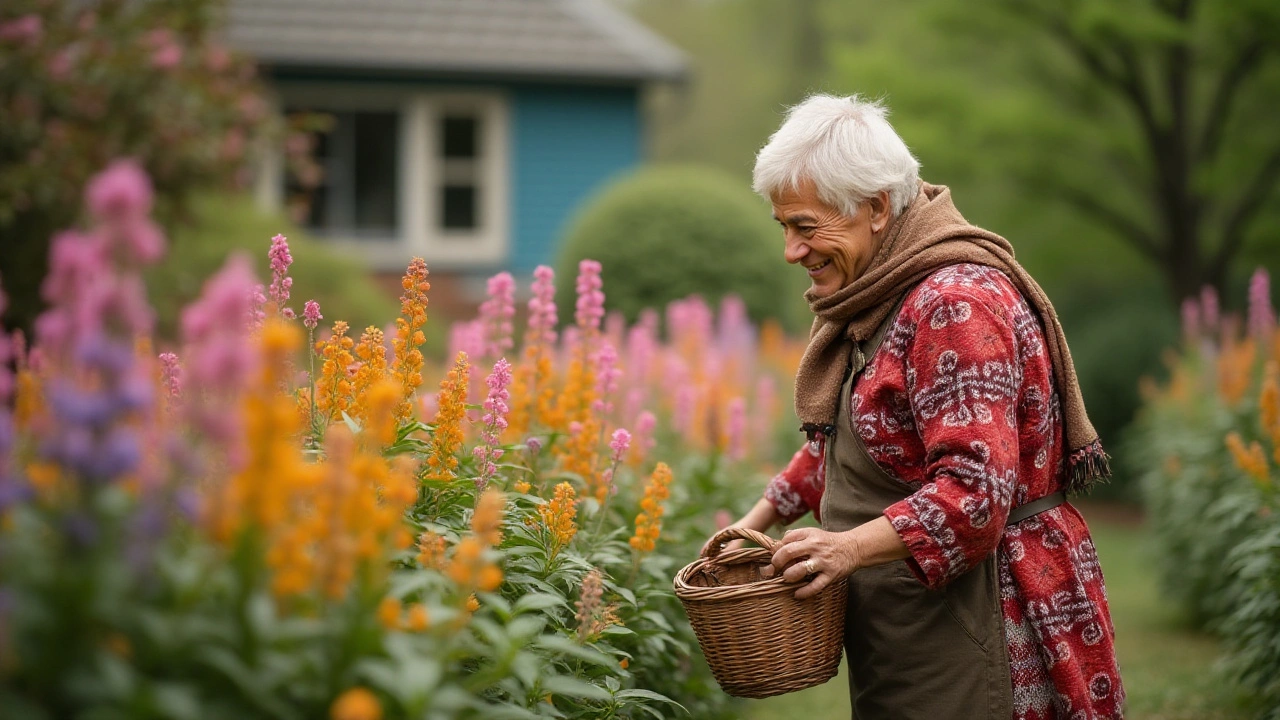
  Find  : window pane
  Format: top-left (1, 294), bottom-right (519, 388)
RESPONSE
top-left (442, 185), bottom-right (477, 229)
top-left (353, 112), bottom-right (398, 233)
top-left (442, 115), bottom-right (478, 159)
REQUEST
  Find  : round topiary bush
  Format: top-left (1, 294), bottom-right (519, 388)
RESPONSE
top-left (556, 165), bottom-right (806, 331)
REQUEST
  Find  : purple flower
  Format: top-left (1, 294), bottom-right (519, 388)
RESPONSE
top-left (1200, 286), bottom-right (1219, 332)
top-left (574, 260), bottom-right (605, 334)
top-left (302, 299), bottom-right (322, 329)
top-left (1248, 268), bottom-right (1274, 342)
top-left (525, 436), bottom-right (543, 455)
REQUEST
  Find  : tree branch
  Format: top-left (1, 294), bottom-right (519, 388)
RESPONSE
top-left (1197, 40), bottom-right (1266, 164)
top-left (1043, 178), bottom-right (1164, 263)
top-left (1212, 145), bottom-right (1280, 277)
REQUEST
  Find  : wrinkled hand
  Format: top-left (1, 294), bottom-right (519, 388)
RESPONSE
top-left (771, 527), bottom-right (862, 600)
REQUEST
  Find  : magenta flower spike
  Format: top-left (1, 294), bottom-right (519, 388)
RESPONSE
top-left (267, 234), bottom-right (295, 318)
top-left (574, 259), bottom-right (605, 334)
top-left (302, 299), bottom-right (322, 330)
top-left (473, 357), bottom-right (513, 489)
top-left (1248, 268), bottom-right (1275, 342)
top-left (609, 428), bottom-right (631, 465)
top-left (527, 265), bottom-right (557, 347)
top-left (479, 272), bottom-right (516, 358)
top-left (725, 397), bottom-right (747, 462)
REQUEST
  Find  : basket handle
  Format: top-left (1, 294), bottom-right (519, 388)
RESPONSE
top-left (702, 527), bottom-right (778, 560)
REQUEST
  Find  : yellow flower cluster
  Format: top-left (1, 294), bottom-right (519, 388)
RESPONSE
top-left (316, 321), bottom-right (355, 423)
top-left (1226, 431), bottom-right (1270, 486)
top-left (629, 462), bottom-right (673, 554)
top-left (538, 482), bottom-right (578, 558)
top-left (391, 257), bottom-right (430, 422)
top-left (416, 531), bottom-right (446, 570)
top-left (561, 418), bottom-right (604, 501)
top-left (425, 352), bottom-right (470, 481)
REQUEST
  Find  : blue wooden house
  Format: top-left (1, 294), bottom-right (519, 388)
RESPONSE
top-left (226, 0), bottom-right (685, 299)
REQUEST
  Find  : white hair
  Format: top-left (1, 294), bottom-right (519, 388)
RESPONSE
top-left (752, 94), bottom-right (921, 218)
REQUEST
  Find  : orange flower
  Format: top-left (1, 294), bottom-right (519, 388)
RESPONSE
top-left (513, 479), bottom-right (532, 494)
top-left (539, 482), bottom-right (578, 557)
top-left (630, 463), bottom-right (673, 554)
top-left (1217, 337), bottom-right (1256, 407)
top-left (472, 488), bottom-right (506, 546)
top-left (465, 593), bottom-right (480, 612)
top-left (417, 531), bottom-right (447, 570)
top-left (377, 596), bottom-right (402, 630)
top-left (331, 688), bottom-right (383, 720)
top-left (426, 352), bottom-right (469, 481)
top-left (407, 604), bottom-right (430, 632)
top-left (349, 326), bottom-right (388, 423)
top-left (391, 258), bottom-right (430, 422)
top-left (316, 321), bottom-right (355, 423)
top-left (1226, 432), bottom-right (1270, 486)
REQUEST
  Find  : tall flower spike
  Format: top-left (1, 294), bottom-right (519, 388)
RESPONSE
top-left (527, 265), bottom-right (557, 347)
top-left (473, 358), bottom-right (513, 489)
top-left (303, 299), bottom-right (322, 330)
top-left (267, 234), bottom-right (295, 318)
top-left (630, 462), bottom-right (673, 554)
top-left (426, 352), bottom-right (470, 481)
top-left (538, 482), bottom-right (578, 558)
top-left (1248, 268), bottom-right (1274, 343)
top-left (479, 272), bottom-right (516, 359)
top-left (574, 259), bottom-right (604, 335)
top-left (725, 397), bottom-right (747, 461)
top-left (391, 257), bottom-right (430, 422)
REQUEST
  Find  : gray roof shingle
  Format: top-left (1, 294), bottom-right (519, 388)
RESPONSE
top-left (226, 0), bottom-right (687, 83)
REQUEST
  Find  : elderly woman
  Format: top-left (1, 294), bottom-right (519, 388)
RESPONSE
top-left (716, 94), bottom-right (1124, 719)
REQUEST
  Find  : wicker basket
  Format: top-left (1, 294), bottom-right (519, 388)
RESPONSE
top-left (673, 527), bottom-right (848, 699)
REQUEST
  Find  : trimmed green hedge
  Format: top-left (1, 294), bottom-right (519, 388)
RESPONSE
top-left (556, 165), bottom-right (810, 333)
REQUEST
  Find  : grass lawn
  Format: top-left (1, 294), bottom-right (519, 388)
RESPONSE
top-left (742, 505), bottom-right (1253, 719)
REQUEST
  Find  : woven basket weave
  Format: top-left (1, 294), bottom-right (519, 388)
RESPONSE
top-left (673, 527), bottom-right (848, 699)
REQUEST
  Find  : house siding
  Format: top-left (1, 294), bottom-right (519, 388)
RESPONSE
top-left (509, 84), bottom-right (641, 274)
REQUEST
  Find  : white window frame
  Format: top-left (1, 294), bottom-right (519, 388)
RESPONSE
top-left (258, 83), bottom-right (510, 271)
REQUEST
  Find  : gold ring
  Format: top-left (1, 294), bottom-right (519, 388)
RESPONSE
top-left (804, 559), bottom-right (817, 575)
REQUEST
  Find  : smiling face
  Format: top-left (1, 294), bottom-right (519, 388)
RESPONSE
top-left (771, 182), bottom-right (892, 298)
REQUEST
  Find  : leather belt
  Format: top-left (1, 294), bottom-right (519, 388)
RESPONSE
top-left (1005, 491), bottom-right (1068, 526)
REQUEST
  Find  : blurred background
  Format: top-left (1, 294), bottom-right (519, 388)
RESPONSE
top-left (2, 0), bottom-right (1279, 717)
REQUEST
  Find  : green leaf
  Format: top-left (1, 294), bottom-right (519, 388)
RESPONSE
top-left (533, 635), bottom-right (613, 667)
top-left (539, 675), bottom-right (612, 701)
top-left (514, 593), bottom-right (568, 614)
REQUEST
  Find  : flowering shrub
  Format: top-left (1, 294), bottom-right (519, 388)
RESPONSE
top-left (0, 161), bottom-right (805, 718)
top-left (1129, 270), bottom-right (1280, 716)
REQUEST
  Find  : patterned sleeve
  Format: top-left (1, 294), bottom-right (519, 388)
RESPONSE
top-left (764, 439), bottom-right (826, 524)
top-left (883, 288), bottom-right (1021, 589)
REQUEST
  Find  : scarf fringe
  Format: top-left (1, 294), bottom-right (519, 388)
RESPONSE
top-left (1066, 439), bottom-right (1111, 495)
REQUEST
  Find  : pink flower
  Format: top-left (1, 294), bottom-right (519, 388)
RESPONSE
top-left (574, 259), bottom-right (605, 334)
top-left (1249, 269), bottom-right (1275, 342)
top-left (725, 397), bottom-right (747, 461)
top-left (526, 265), bottom-right (557, 347)
top-left (181, 254), bottom-right (260, 467)
top-left (302, 300), bottom-right (322, 329)
top-left (479, 272), bottom-right (516, 358)
top-left (591, 342), bottom-right (622, 415)
top-left (48, 48), bottom-right (74, 80)
top-left (0, 15), bottom-right (42, 45)
top-left (1180, 297), bottom-right (1200, 344)
top-left (526, 436), bottom-right (543, 455)
top-left (86, 159), bottom-right (153, 222)
top-left (158, 352), bottom-right (182, 400)
top-left (249, 284), bottom-right (267, 330)
top-left (1200, 286), bottom-right (1219, 332)
top-left (609, 428), bottom-right (631, 465)
top-left (632, 410), bottom-right (657, 465)
top-left (474, 357), bottom-right (513, 489)
top-left (267, 233), bottom-right (293, 313)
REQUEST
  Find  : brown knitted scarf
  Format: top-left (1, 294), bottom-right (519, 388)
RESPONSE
top-left (795, 183), bottom-right (1110, 492)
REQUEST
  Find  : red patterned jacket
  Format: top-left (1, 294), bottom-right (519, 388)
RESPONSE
top-left (765, 264), bottom-right (1124, 719)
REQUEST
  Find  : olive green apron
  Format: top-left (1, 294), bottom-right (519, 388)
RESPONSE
top-left (819, 300), bottom-right (1013, 720)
